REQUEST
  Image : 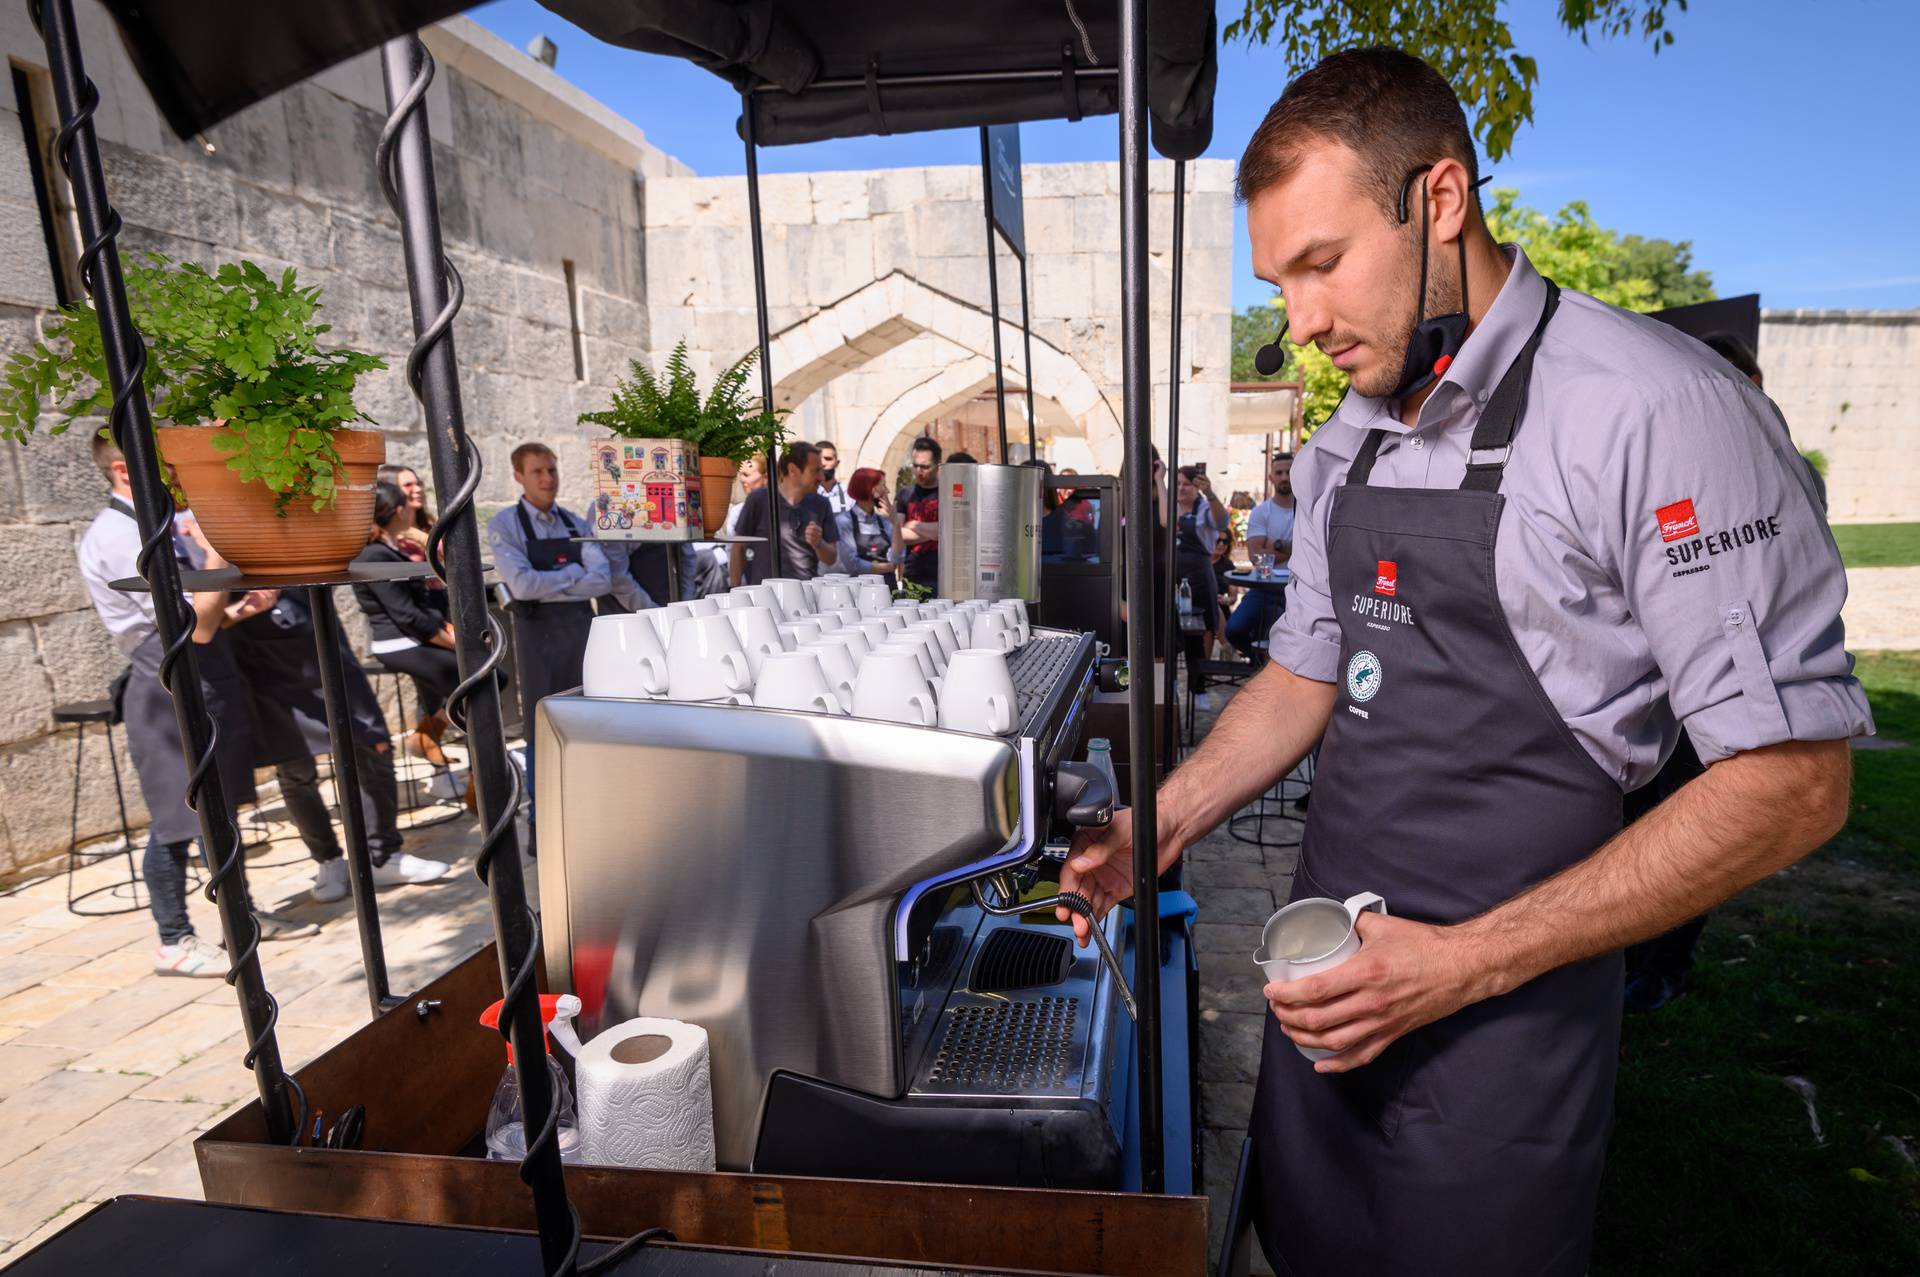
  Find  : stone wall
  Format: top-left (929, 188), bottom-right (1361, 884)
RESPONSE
top-left (0, 9), bottom-right (680, 875)
top-left (1758, 309), bottom-right (1920, 523)
top-left (641, 160), bottom-right (1239, 485)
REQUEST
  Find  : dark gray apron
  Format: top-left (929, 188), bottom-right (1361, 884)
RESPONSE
top-left (226, 589), bottom-right (388, 767)
top-left (508, 504), bottom-right (595, 818)
top-left (110, 501), bottom-right (257, 845)
top-left (1250, 282), bottom-right (1626, 1276)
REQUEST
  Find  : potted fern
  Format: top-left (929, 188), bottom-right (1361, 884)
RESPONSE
top-left (578, 341), bottom-right (786, 536)
top-left (0, 254), bottom-right (388, 576)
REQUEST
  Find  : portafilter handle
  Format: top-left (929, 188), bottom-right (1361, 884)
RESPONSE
top-left (970, 875), bottom-right (1138, 1022)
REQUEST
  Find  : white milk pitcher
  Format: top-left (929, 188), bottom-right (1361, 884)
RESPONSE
top-left (1252, 891), bottom-right (1387, 1062)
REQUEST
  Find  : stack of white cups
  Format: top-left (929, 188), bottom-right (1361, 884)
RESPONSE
top-left (581, 581), bottom-right (1029, 734)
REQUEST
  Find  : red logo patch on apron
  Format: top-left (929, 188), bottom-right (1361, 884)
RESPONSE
top-left (1656, 499), bottom-right (1699, 543)
top-left (1374, 560), bottom-right (1398, 596)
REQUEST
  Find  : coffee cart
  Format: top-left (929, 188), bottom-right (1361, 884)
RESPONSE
top-left (17, 0), bottom-right (1221, 1270)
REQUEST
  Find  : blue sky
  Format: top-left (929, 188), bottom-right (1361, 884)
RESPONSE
top-left (471, 0), bottom-right (1919, 311)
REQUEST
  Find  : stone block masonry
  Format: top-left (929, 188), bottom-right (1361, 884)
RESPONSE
top-left (0, 10), bottom-right (674, 873)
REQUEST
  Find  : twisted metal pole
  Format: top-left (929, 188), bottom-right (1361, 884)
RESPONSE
top-left (1160, 160), bottom-right (1186, 774)
top-left (377, 36), bottom-right (578, 1274)
top-left (31, 0), bottom-right (298, 1145)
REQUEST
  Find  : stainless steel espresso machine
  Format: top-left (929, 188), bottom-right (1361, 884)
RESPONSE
top-left (536, 621), bottom-right (1132, 1187)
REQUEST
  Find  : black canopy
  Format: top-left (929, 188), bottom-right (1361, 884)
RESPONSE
top-left (100, 0), bottom-right (1214, 159)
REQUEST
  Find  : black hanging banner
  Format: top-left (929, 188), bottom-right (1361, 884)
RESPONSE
top-left (985, 123), bottom-right (1026, 260)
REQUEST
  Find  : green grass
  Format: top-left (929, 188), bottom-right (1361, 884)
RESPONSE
top-left (1832, 523), bottom-right (1920, 569)
top-left (1594, 651), bottom-right (1920, 1274)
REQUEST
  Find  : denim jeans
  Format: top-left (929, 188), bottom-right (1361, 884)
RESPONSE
top-left (144, 836), bottom-right (260, 945)
top-left (1226, 590), bottom-right (1285, 658)
top-left (275, 743), bottom-right (402, 867)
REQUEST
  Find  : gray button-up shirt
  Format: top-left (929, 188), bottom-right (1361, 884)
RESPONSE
top-left (1270, 246), bottom-right (1873, 788)
top-left (486, 498), bottom-right (648, 611)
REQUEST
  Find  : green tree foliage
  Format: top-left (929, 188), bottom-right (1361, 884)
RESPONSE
top-left (0, 255), bottom-right (385, 513)
top-left (1232, 190), bottom-right (1715, 434)
top-left (1484, 188), bottom-right (1713, 309)
top-left (1223, 0), bottom-right (1686, 160)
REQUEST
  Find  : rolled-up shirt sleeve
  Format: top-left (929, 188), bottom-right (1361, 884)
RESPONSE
top-left (1266, 441), bottom-right (1343, 684)
top-left (1602, 375), bottom-right (1873, 763)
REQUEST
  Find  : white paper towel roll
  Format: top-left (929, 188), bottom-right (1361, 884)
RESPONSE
top-left (573, 1017), bottom-right (716, 1171)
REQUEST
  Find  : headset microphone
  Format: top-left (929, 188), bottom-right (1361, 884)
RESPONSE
top-left (1254, 319), bottom-right (1290, 376)
top-left (1388, 168), bottom-right (1492, 400)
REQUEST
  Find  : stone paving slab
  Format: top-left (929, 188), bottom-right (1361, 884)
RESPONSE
top-left (0, 797), bottom-right (505, 1266)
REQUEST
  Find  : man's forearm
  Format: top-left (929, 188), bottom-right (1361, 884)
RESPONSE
top-left (1458, 738), bottom-right (1852, 1000)
top-left (1158, 663), bottom-right (1335, 854)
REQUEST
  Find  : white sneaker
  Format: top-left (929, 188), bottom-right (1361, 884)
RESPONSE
top-left (1193, 691), bottom-right (1216, 713)
top-left (425, 768), bottom-right (467, 803)
top-left (155, 934), bottom-right (225, 978)
top-left (311, 858), bottom-right (350, 903)
top-left (372, 853), bottom-right (452, 888)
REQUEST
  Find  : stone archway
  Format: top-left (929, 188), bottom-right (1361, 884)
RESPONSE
top-left (767, 272), bottom-right (1120, 465)
top-left (853, 358), bottom-right (1081, 474)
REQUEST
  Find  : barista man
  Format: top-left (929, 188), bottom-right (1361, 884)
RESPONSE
top-left (1060, 48), bottom-right (1870, 1276)
top-left (487, 442), bottom-right (644, 852)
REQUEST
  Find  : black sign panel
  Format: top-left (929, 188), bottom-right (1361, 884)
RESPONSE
top-left (984, 124), bottom-right (1026, 258)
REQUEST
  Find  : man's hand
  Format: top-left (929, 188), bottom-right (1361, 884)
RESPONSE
top-left (1056, 806), bottom-right (1189, 947)
top-left (1264, 912), bottom-right (1496, 1073)
top-left (803, 520), bottom-right (823, 549)
top-left (222, 588), bottom-right (279, 625)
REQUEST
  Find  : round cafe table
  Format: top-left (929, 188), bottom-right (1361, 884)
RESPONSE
top-left (1224, 567), bottom-right (1290, 595)
top-left (1220, 567), bottom-right (1304, 848)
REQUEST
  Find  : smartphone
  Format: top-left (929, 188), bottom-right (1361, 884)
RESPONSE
top-left (1193, 462), bottom-right (1208, 475)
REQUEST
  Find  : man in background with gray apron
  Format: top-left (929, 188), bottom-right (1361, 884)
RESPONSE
top-left (487, 442), bottom-right (643, 855)
top-left (77, 436), bottom-right (319, 977)
top-left (1061, 48), bottom-right (1871, 1274)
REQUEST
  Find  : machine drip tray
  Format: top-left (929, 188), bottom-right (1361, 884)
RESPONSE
top-left (970, 928), bottom-right (1073, 992)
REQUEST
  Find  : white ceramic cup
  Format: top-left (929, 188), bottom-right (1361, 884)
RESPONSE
top-left (583, 613), bottom-right (669, 699)
top-left (830, 606), bottom-right (864, 628)
top-left (871, 610), bottom-right (908, 634)
top-left (762, 578), bottom-right (810, 617)
top-left (852, 649), bottom-right (938, 726)
top-left (852, 619), bottom-right (894, 652)
top-left (685, 596), bottom-right (719, 618)
top-left (776, 618), bottom-right (823, 651)
top-left (667, 612), bottom-right (754, 702)
top-left (921, 598), bottom-right (955, 614)
top-left (874, 636), bottom-right (939, 684)
top-left (967, 611), bottom-right (1015, 653)
top-left (753, 650), bottom-right (842, 714)
top-left (813, 580), bottom-right (855, 612)
top-left (1253, 892), bottom-right (1389, 1061)
top-left (645, 601), bottom-right (695, 646)
top-left (921, 615), bottom-right (963, 661)
top-left (798, 637), bottom-right (860, 711)
top-left (943, 609), bottom-right (974, 648)
top-left (937, 648), bottom-right (1017, 734)
top-left (991, 599), bottom-right (1031, 646)
top-left (884, 602), bottom-right (924, 624)
top-left (710, 593), bottom-right (742, 612)
top-left (730, 584), bottom-right (784, 619)
top-left (827, 628), bottom-right (873, 664)
top-left (810, 612), bottom-right (844, 634)
top-left (725, 605), bottom-right (784, 680)
top-left (855, 578), bottom-right (893, 615)
top-left (900, 622), bottom-right (952, 672)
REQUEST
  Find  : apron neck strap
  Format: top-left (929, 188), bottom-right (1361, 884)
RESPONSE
top-left (1344, 279), bottom-right (1561, 493)
top-left (515, 500), bottom-right (579, 539)
top-left (1461, 279), bottom-right (1560, 493)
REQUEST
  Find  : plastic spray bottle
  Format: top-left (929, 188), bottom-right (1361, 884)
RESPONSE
top-left (480, 993), bottom-right (585, 1163)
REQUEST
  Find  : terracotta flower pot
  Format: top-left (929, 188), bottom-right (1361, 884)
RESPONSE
top-left (157, 425), bottom-right (385, 578)
top-left (699, 456), bottom-right (737, 536)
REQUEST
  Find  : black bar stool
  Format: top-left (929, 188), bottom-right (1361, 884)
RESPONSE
top-left (54, 699), bottom-right (142, 916)
top-left (1229, 748), bottom-right (1315, 849)
top-left (361, 660), bottom-right (464, 828)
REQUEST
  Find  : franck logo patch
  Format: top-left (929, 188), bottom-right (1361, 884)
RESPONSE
top-left (951, 482), bottom-right (964, 498)
top-left (1346, 650), bottom-right (1382, 703)
top-left (1656, 498), bottom-right (1699, 543)
top-left (1374, 560), bottom-right (1398, 596)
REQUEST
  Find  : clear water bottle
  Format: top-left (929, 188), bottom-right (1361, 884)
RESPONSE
top-left (1176, 578), bottom-right (1196, 629)
top-left (479, 994), bottom-right (585, 1164)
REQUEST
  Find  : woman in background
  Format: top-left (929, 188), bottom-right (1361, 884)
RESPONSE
top-left (354, 481), bottom-right (458, 764)
top-left (834, 467), bottom-right (897, 577)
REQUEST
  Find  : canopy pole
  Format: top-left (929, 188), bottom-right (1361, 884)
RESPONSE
top-left (1117, 0), bottom-right (1166, 1194)
top-left (742, 93), bottom-right (783, 578)
top-left (980, 127), bottom-right (1010, 461)
top-left (1018, 253), bottom-right (1037, 459)
top-left (1160, 160), bottom-right (1186, 775)
top-left (378, 36), bottom-right (577, 1273)
top-left (31, 0), bottom-right (298, 1146)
